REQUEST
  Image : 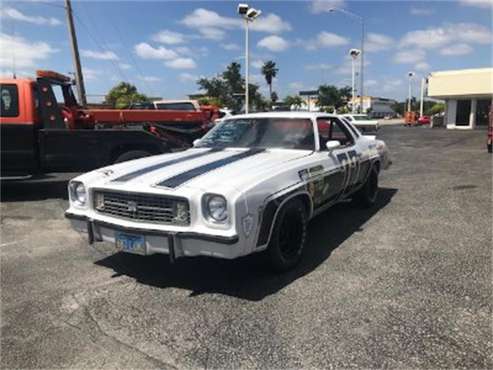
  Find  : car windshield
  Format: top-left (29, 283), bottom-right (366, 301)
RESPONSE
top-left (353, 115), bottom-right (371, 121)
top-left (196, 118), bottom-right (315, 150)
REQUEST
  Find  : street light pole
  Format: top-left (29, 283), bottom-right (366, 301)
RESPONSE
top-left (349, 48), bottom-right (361, 114)
top-left (329, 7), bottom-right (364, 113)
top-left (238, 4), bottom-right (261, 114)
top-left (408, 71), bottom-right (415, 113)
top-left (244, 18), bottom-right (249, 114)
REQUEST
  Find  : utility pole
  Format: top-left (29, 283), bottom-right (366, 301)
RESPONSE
top-left (419, 77), bottom-right (425, 117)
top-left (65, 0), bottom-right (87, 107)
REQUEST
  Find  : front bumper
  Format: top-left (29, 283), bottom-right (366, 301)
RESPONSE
top-left (65, 212), bottom-right (241, 260)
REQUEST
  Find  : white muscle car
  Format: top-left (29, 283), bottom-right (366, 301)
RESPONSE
top-left (65, 112), bottom-right (390, 271)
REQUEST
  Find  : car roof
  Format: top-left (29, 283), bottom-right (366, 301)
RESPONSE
top-left (229, 111), bottom-right (339, 120)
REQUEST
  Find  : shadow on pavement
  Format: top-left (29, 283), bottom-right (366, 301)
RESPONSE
top-left (96, 187), bottom-right (398, 301)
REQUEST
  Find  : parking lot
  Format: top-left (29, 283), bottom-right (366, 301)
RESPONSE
top-left (1, 125), bottom-right (491, 369)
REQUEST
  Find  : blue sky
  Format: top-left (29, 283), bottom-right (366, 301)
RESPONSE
top-left (1, 0), bottom-right (491, 102)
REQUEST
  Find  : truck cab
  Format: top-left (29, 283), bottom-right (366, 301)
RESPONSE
top-left (0, 71), bottom-right (171, 179)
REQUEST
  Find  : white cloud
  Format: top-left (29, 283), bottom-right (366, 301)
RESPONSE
top-left (139, 75), bottom-right (161, 82)
top-left (119, 63), bottom-right (132, 70)
top-left (81, 49), bottom-right (119, 61)
top-left (181, 8), bottom-right (238, 40)
top-left (365, 79), bottom-right (378, 87)
top-left (310, 0), bottom-right (346, 14)
top-left (134, 42), bottom-right (178, 60)
top-left (0, 33), bottom-right (57, 70)
top-left (181, 8), bottom-right (290, 40)
top-left (381, 78), bottom-right (403, 93)
top-left (459, 0), bottom-right (493, 8)
top-left (289, 81), bottom-right (304, 90)
top-left (221, 43), bottom-right (240, 51)
top-left (335, 55), bottom-right (370, 75)
top-left (415, 62), bottom-right (431, 71)
top-left (252, 60), bottom-right (264, 68)
top-left (400, 23), bottom-right (492, 49)
top-left (0, 7), bottom-right (61, 26)
top-left (410, 7), bottom-right (434, 16)
top-left (152, 30), bottom-right (186, 45)
top-left (250, 14), bottom-right (291, 33)
top-left (366, 33), bottom-right (394, 52)
top-left (439, 43), bottom-right (473, 56)
top-left (306, 31), bottom-right (349, 50)
top-left (258, 35), bottom-right (289, 52)
top-left (165, 57), bottom-right (197, 69)
top-left (305, 63), bottom-right (332, 70)
top-left (178, 73), bottom-right (198, 82)
top-left (393, 49), bottom-right (426, 64)
top-left (82, 67), bottom-right (101, 81)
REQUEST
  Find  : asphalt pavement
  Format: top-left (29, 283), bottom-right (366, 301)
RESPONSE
top-left (1, 125), bottom-right (491, 369)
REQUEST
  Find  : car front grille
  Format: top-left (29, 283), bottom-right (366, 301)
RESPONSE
top-left (93, 190), bottom-right (190, 226)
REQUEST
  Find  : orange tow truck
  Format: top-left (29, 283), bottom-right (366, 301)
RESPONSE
top-left (0, 71), bottom-right (215, 179)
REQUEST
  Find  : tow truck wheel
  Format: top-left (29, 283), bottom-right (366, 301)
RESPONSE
top-left (267, 198), bottom-right (307, 272)
top-left (114, 150), bottom-right (152, 164)
top-left (353, 166), bottom-right (379, 208)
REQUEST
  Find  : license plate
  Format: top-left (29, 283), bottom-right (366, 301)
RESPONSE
top-left (115, 232), bottom-right (146, 255)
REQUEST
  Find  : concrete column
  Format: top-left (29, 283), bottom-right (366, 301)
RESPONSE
top-left (469, 99), bottom-right (477, 129)
top-left (446, 99), bottom-right (457, 129)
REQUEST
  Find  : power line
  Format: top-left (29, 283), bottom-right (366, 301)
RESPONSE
top-left (72, 6), bottom-right (130, 83)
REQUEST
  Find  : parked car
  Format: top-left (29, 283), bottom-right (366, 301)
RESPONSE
top-left (342, 114), bottom-right (379, 133)
top-left (418, 115), bottom-right (431, 125)
top-left (65, 112), bottom-right (390, 271)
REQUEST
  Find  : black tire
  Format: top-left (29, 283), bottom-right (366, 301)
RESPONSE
top-left (267, 198), bottom-right (307, 272)
top-left (114, 150), bottom-right (152, 164)
top-left (353, 166), bottom-right (379, 208)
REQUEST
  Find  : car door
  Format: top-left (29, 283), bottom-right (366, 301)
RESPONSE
top-left (317, 117), bottom-right (362, 199)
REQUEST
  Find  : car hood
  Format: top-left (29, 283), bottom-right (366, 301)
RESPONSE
top-left (93, 147), bottom-right (311, 193)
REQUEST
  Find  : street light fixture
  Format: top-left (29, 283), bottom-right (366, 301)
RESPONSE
top-left (408, 71), bottom-right (415, 113)
top-left (349, 48), bottom-right (361, 114)
top-left (329, 7), bottom-right (365, 113)
top-left (237, 3), bottom-right (262, 114)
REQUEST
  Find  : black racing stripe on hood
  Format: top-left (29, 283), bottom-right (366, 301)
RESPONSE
top-left (157, 148), bottom-right (266, 188)
top-left (112, 149), bottom-right (220, 182)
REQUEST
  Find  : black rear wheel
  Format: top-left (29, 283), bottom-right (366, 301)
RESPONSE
top-left (267, 199), bottom-right (307, 272)
top-left (353, 166), bottom-right (379, 208)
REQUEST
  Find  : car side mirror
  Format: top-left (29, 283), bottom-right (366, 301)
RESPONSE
top-left (193, 139), bottom-right (201, 147)
top-left (325, 140), bottom-right (341, 151)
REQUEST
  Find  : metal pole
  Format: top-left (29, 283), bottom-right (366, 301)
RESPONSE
top-left (359, 19), bottom-right (364, 114)
top-left (64, 0), bottom-right (86, 107)
top-left (351, 57), bottom-right (356, 113)
top-left (245, 18), bottom-right (249, 114)
top-left (408, 76), bottom-right (412, 112)
top-left (419, 78), bottom-right (425, 117)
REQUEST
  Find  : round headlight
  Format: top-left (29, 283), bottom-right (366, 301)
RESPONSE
top-left (206, 195), bottom-right (228, 222)
top-left (70, 182), bottom-right (87, 205)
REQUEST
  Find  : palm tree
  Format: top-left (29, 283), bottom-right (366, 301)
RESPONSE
top-left (261, 61), bottom-right (279, 99)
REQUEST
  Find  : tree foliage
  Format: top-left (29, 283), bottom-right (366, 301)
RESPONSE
top-left (261, 61), bottom-right (278, 98)
top-left (104, 82), bottom-right (149, 109)
top-left (317, 84), bottom-right (351, 112)
top-left (197, 62), bottom-right (266, 113)
top-left (283, 95), bottom-right (304, 108)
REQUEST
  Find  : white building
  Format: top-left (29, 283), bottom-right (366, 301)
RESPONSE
top-left (350, 96), bottom-right (397, 118)
top-left (427, 68), bottom-right (492, 129)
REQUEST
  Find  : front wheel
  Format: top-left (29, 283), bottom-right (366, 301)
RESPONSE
top-left (266, 199), bottom-right (307, 272)
top-left (353, 166), bottom-right (379, 208)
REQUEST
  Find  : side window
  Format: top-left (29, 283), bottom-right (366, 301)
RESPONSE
top-left (0, 84), bottom-right (19, 117)
top-left (317, 117), bottom-right (354, 149)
